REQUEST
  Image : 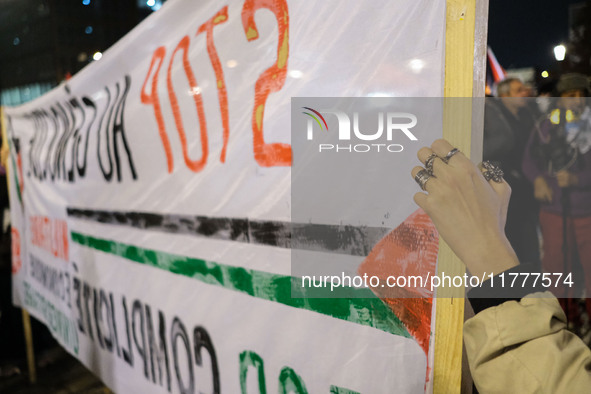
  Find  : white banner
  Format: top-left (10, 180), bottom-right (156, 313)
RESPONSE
top-left (5, 0), bottom-right (446, 392)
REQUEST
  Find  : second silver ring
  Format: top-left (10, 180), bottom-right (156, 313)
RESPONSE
top-left (443, 148), bottom-right (460, 163)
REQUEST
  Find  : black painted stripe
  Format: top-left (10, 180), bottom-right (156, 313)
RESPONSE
top-left (66, 208), bottom-right (390, 257)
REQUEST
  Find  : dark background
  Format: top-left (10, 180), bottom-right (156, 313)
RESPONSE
top-left (488, 0), bottom-right (588, 70)
top-left (0, 0), bottom-right (161, 101)
top-left (0, 1), bottom-right (590, 101)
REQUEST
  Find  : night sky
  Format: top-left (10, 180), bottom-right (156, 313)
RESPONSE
top-left (488, 0), bottom-right (584, 70)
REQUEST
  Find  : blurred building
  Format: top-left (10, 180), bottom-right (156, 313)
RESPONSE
top-left (566, 1), bottom-right (591, 74)
top-left (0, 0), bottom-right (164, 106)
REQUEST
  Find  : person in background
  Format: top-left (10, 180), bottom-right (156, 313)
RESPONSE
top-left (412, 139), bottom-right (591, 393)
top-left (523, 73), bottom-right (591, 341)
top-left (483, 77), bottom-right (540, 266)
top-left (536, 79), bottom-right (556, 114)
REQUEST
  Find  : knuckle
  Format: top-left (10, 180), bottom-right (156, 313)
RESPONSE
top-left (459, 159), bottom-right (476, 173)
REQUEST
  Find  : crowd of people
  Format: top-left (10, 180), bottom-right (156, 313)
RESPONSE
top-left (483, 72), bottom-right (591, 345)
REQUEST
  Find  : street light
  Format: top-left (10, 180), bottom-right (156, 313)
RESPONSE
top-left (554, 45), bottom-right (566, 61)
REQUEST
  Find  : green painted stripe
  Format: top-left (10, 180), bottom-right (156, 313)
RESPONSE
top-left (71, 232), bottom-right (410, 339)
top-left (330, 385), bottom-right (361, 394)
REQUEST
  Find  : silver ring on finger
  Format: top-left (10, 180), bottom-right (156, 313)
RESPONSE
top-left (443, 148), bottom-right (460, 163)
top-left (414, 169), bottom-right (434, 191)
top-left (481, 161), bottom-right (504, 183)
top-left (425, 153), bottom-right (438, 175)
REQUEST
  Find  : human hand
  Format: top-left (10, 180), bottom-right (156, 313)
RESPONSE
top-left (411, 139), bottom-right (519, 278)
top-left (555, 170), bottom-right (578, 188)
top-left (534, 176), bottom-right (553, 202)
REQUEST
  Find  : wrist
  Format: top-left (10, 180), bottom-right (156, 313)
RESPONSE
top-left (462, 236), bottom-right (519, 278)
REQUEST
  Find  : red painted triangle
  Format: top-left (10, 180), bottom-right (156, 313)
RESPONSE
top-left (358, 209), bottom-right (438, 355)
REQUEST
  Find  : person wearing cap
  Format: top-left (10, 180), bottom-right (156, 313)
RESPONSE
top-left (523, 73), bottom-right (591, 339)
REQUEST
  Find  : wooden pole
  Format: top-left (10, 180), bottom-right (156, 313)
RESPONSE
top-left (1, 107), bottom-right (37, 385)
top-left (21, 309), bottom-right (37, 384)
top-left (433, 1), bottom-right (486, 392)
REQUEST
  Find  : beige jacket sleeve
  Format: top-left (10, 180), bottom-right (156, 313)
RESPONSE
top-left (464, 292), bottom-right (591, 393)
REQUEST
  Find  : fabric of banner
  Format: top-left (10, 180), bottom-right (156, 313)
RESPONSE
top-left (4, 0), bottom-right (446, 392)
